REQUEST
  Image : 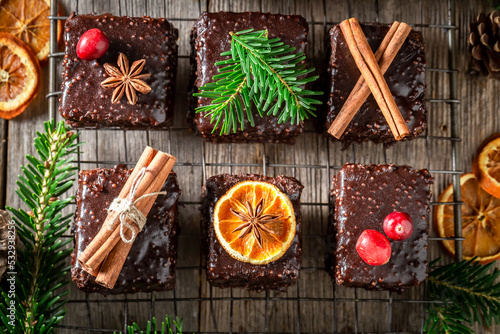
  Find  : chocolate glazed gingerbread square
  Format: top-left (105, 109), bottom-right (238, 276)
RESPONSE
top-left (326, 23), bottom-right (427, 144)
top-left (189, 12), bottom-right (309, 143)
top-left (71, 165), bottom-right (181, 294)
top-left (60, 13), bottom-right (178, 129)
top-left (326, 164), bottom-right (433, 291)
top-left (201, 174), bottom-right (303, 291)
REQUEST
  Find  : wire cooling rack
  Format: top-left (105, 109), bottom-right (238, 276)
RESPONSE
top-left (47, 0), bottom-right (463, 332)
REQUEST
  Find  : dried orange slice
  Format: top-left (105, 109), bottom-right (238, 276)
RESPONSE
top-left (0, 33), bottom-right (41, 118)
top-left (0, 0), bottom-right (62, 62)
top-left (434, 173), bottom-right (500, 264)
top-left (213, 180), bottom-right (296, 265)
top-left (472, 134), bottom-right (500, 198)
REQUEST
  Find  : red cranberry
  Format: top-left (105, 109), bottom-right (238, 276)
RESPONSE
top-left (356, 230), bottom-right (391, 266)
top-left (77, 29), bottom-right (109, 60)
top-left (383, 211), bottom-right (414, 241)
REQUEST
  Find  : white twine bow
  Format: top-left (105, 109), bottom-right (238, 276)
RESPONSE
top-left (107, 167), bottom-right (166, 244)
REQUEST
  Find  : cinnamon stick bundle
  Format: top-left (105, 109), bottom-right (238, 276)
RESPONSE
top-left (77, 146), bottom-right (176, 289)
top-left (329, 18), bottom-right (411, 140)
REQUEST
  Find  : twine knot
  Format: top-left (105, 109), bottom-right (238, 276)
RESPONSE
top-left (107, 167), bottom-right (166, 243)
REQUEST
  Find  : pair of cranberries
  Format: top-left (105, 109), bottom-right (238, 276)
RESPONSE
top-left (356, 212), bottom-right (413, 266)
top-left (76, 29), bottom-right (109, 60)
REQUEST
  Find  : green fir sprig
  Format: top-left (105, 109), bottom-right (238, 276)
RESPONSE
top-left (194, 29), bottom-right (322, 135)
top-left (118, 315), bottom-right (184, 334)
top-left (425, 258), bottom-right (500, 333)
top-left (489, 0), bottom-right (500, 10)
top-left (0, 120), bottom-right (80, 334)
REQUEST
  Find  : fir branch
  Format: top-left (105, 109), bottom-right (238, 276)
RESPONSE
top-left (117, 315), bottom-right (184, 334)
top-left (426, 304), bottom-right (474, 334)
top-left (195, 29), bottom-right (322, 135)
top-left (425, 258), bottom-right (500, 333)
top-left (0, 120), bottom-right (81, 334)
top-left (489, 0), bottom-right (500, 10)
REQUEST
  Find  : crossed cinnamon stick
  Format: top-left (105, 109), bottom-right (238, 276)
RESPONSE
top-left (328, 18), bottom-right (412, 140)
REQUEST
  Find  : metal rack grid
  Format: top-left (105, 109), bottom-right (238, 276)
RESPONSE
top-left (46, 0), bottom-right (463, 332)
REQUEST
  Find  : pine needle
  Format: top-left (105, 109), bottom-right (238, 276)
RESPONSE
top-left (489, 0), bottom-right (500, 10)
top-left (117, 315), bottom-right (185, 334)
top-left (0, 120), bottom-right (81, 334)
top-left (194, 29), bottom-right (322, 135)
top-left (425, 258), bottom-right (500, 333)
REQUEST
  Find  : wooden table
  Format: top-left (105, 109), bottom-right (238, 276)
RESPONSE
top-left (2, 0), bottom-right (499, 332)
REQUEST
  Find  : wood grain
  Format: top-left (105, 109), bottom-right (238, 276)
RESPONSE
top-left (3, 0), bottom-right (498, 333)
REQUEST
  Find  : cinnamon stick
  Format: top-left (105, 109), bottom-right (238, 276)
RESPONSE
top-left (78, 146), bottom-right (157, 272)
top-left (349, 18), bottom-right (410, 140)
top-left (95, 157), bottom-right (176, 289)
top-left (328, 21), bottom-right (400, 138)
top-left (82, 151), bottom-right (174, 274)
top-left (328, 21), bottom-right (412, 139)
top-left (336, 18), bottom-right (410, 140)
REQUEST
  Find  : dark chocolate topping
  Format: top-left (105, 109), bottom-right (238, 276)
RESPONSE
top-left (71, 165), bottom-right (181, 294)
top-left (326, 23), bottom-right (427, 144)
top-left (189, 12), bottom-right (309, 143)
top-left (60, 13), bottom-right (178, 129)
top-left (202, 173), bottom-right (303, 291)
top-left (327, 164), bottom-right (433, 291)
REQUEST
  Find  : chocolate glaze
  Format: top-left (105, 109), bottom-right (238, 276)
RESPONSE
top-left (202, 174), bottom-right (303, 291)
top-left (325, 164), bottom-right (433, 291)
top-left (60, 13), bottom-right (178, 129)
top-left (71, 165), bottom-right (181, 294)
top-left (326, 23), bottom-right (427, 144)
top-left (189, 12), bottom-right (308, 143)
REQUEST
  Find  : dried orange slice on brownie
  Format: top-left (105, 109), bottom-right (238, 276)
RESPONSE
top-left (472, 134), bottom-right (500, 198)
top-left (213, 180), bottom-right (296, 265)
top-left (434, 173), bottom-right (500, 264)
top-left (0, 33), bottom-right (41, 119)
top-left (0, 0), bottom-right (62, 62)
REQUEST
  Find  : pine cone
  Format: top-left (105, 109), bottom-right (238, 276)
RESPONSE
top-left (468, 11), bottom-right (500, 80)
top-left (0, 210), bottom-right (15, 281)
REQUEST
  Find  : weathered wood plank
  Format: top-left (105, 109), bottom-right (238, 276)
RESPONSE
top-left (4, 0), bottom-right (498, 333)
top-left (0, 119), bottom-right (6, 208)
top-left (456, 1), bottom-right (500, 333)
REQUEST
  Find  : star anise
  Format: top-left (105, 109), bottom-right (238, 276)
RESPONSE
top-left (101, 53), bottom-right (151, 105)
top-left (230, 198), bottom-right (284, 248)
